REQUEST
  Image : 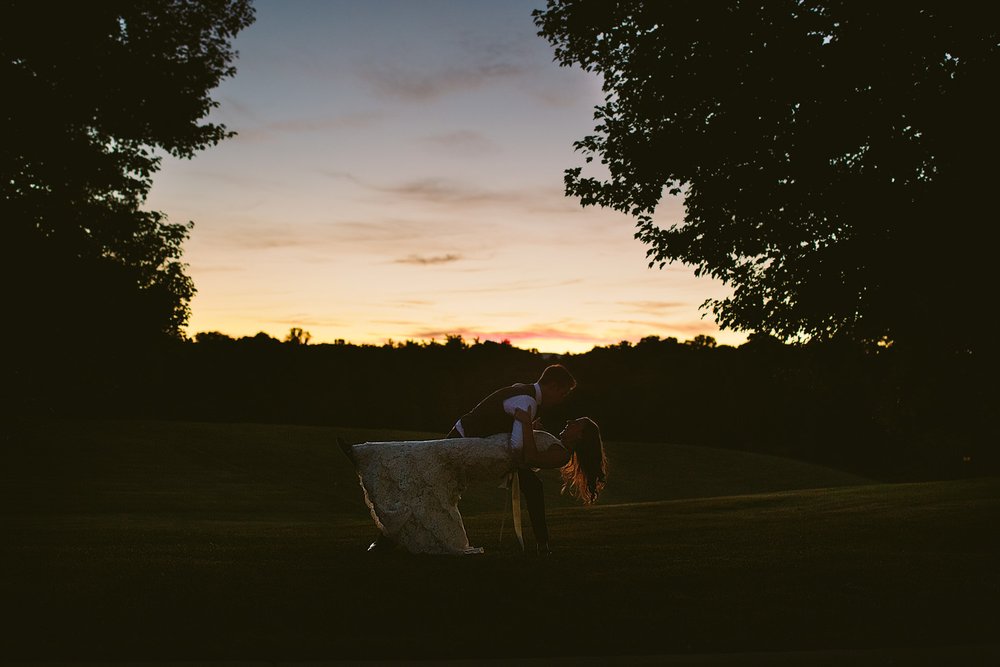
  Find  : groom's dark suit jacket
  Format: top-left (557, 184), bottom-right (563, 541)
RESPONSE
top-left (447, 382), bottom-right (549, 547)
top-left (456, 383), bottom-right (537, 437)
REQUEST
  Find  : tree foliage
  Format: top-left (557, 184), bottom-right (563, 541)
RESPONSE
top-left (534, 1), bottom-right (999, 349)
top-left (1, 0), bottom-right (255, 345)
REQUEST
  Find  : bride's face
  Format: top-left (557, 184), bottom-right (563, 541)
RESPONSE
top-left (559, 418), bottom-right (587, 447)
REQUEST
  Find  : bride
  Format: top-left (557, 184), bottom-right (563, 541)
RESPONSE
top-left (341, 410), bottom-right (607, 555)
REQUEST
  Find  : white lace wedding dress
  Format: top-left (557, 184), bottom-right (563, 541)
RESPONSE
top-left (353, 430), bottom-right (561, 555)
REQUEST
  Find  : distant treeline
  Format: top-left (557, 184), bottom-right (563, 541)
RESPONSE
top-left (10, 330), bottom-right (995, 480)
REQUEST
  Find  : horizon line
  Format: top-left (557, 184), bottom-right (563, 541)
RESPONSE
top-left (187, 328), bottom-right (728, 355)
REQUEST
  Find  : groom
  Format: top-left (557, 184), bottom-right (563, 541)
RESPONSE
top-left (446, 364), bottom-right (576, 555)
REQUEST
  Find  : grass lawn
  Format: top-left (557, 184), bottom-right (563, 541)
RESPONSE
top-left (1, 420), bottom-right (998, 662)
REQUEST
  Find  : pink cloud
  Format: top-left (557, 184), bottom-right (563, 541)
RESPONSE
top-left (407, 326), bottom-right (606, 345)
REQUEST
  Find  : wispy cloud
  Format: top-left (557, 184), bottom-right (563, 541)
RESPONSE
top-left (269, 316), bottom-right (346, 328)
top-left (235, 112), bottom-right (381, 142)
top-left (209, 225), bottom-right (304, 250)
top-left (453, 31), bottom-right (536, 67)
top-left (324, 218), bottom-right (432, 244)
top-left (522, 84), bottom-right (583, 108)
top-left (406, 326), bottom-right (606, 345)
top-left (334, 171), bottom-right (574, 214)
top-left (371, 319), bottom-right (424, 328)
top-left (209, 217), bottom-right (453, 253)
top-left (421, 130), bottom-right (499, 156)
top-left (668, 320), bottom-right (721, 335)
top-left (438, 279), bottom-right (583, 295)
top-left (394, 253), bottom-right (463, 266)
top-left (602, 318), bottom-right (719, 336)
top-left (220, 95), bottom-right (257, 120)
top-left (370, 177), bottom-right (509, 206)
top-left (187, 263), bottom-right (246, 274)
top-left (321, 167), bottom-right (589, 219)
top-left (518, 71), bottom-right (602, 109)
top-left (618, 300), bottom-right (690, 313)
top-left (359, 61), bottom-right (526, 101)
top-left (324, 218), bottom-right (428, 248)
top-left (322, 169), bottom-right (502, 205)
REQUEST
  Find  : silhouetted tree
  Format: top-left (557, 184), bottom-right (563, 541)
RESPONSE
top-left (444, 334), bottom-right (469, 350)
top-left (285, 327), bottom-right (312, 345)
top-left (534, 2), bottom-right (998, 351)
top-left (243, 332), bottom-right (281, 347)
top-left (194, 331), bottom-right (236, 345)
top-left (685, 335), bottom-right (718, 349)
top-left (2, 1), bottom-right (255, 353)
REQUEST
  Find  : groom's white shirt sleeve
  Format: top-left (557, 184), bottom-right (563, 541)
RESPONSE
top-left (504, 383), bottom-right (542, 451)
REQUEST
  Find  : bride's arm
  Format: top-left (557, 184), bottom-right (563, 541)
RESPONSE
top-left (515, 409), bottom-right (570, 469)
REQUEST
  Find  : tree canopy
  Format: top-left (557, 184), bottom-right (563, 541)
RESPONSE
top-left (2, 0), bottom-right (255, 347)
top-left (534, 1), bottom-right (999, 350)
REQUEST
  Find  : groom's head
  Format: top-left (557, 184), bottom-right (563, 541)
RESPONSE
top-left (537, 364), bottom-right (576, 406)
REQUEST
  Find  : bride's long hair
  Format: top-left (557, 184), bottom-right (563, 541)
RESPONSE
top-left (560, 418), bottom-right (607, 504)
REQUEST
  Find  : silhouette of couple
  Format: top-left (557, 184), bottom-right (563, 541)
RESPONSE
top-left (341, 365), bottom-right (607, 555)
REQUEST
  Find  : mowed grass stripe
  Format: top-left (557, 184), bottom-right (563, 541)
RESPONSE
top-left (0, 420), bottom-right (997, 660)
top-left (0, 419), bottom-right (872, 518)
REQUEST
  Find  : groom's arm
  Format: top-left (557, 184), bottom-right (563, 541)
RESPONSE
top-left (503, 395), bottom-right (537, 450)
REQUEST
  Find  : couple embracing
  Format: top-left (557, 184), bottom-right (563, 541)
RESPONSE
top-left (340, 365), bottom-right (607, 555)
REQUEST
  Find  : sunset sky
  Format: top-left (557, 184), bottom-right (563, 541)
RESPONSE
top-left (145, 0), bottom-right (744, 354)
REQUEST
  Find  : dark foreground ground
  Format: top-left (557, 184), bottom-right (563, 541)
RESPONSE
top-left (1, 420), bottom-right (998, 664)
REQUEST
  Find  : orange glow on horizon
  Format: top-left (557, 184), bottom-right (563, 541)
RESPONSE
top-left (185, 318), bottom-right (745, 355)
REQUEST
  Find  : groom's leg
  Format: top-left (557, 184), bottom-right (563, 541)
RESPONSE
top-left (517, 467), bottom-right (548, 547)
